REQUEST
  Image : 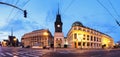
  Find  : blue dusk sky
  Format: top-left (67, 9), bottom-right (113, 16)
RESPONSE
top-left (0, 0), bottom-right (120, 42)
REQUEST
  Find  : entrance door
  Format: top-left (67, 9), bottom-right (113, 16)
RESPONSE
top-left (74, 42), bottom-right (77, 48)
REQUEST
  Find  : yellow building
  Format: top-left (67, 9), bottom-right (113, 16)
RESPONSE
top-left (102, 35), bottom-right (114, 48)
top-left (2, 41), bottom-right (7, 47)
top-left (67, 21), bottom-right (114, 49)
top-left (21, 29), bottom-right (53, 48)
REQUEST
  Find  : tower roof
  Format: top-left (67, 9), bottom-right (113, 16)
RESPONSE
top-left (55, 4), bottom-right (62, 22)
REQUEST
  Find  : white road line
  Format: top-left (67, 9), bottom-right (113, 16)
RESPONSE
top-left (6, 52), bottom-right (13, 56)
top-left (59, 51), bottom-right (71, 54)
top-left (13, 55), bottom-right (18, 57)
top-left (0, 53), bottom-right (6, 56)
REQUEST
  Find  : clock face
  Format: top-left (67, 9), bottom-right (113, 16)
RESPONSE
top-left (57, 24), bottom-right (60, 27)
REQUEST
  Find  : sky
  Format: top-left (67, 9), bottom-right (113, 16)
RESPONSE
top-left (0, 0), bottom-right (120, 42)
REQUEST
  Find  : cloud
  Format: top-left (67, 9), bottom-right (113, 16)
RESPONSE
top-left (0, 18), bottom-right (47, 41)
top-left (0, 31), bottom-right (9, 41)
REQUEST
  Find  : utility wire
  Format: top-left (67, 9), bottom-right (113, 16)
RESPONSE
top-left (63, 0), bottom-right (75, 14)
top-left (96, 0), bottom-right (117, 20)
top-left (108, 0), bottom-right (120, 27)
top-left (10, 0), bottom-right (30, 19)
top-left (108, 0), bottom-right (120, 18)
top-left (97, 0), bottom-right (120, 27)
top-left (96, 0), bottom-right (119, 33)
top-left (7, 0), bottom-right (19, 20)
top-left (22, 0), bottom-right (30, 8)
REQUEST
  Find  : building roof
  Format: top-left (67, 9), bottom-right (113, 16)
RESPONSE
top-left (72, 21), bottom-right (83, 27)
top-left (21, 29), bottom-right (53, 39)
top-left (68, 21), bottom-right (112, 39)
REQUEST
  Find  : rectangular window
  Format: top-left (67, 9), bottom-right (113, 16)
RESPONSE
top-left (74, 27), bottom-right (77, 30)
top-left (78, 42), bottom-right (81, 46)
top-left (83, 38), bottom-right (85, 40)
top-left (78, 28), bottom-right (81, 30)
top-left (97, 38), bottom-right (98, 42)
top-left (74, 33), bottom-right (77, 39)
top-left (91, 43), bottom-right (93, 46)
top-left (87, 30), bottom-right (89, 32)
top-left (83, 29), bottom-right (86, 31)
top-left (99, 38), bottom-right (101, 42)
top-left (87, 42), bottom-right (89, 46)
top-left (94, 36), bottom-right (96, 41)
top-left (91, 36), bottom-right (93, 41)
top-left (83, 42), bottom-right (85, 46)
top-left (83, 34), bottom-right (85, 37)
top-left (87, 35), bottom-right (89, 40)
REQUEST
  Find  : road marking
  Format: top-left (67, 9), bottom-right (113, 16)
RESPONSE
top-left (59, 51), bottom-right (71, 54)
top-left (0, 53), bottom-right (6, 56)
top-left (6, 52), bottom-right (13, 56)
top-left (13, 55), bottom-right (18, 57)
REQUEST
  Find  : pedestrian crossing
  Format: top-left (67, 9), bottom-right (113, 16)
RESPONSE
top-left (0, 50), bottom-right (49, 57)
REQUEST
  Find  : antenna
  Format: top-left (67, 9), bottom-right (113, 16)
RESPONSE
top-left (11, 28), bottom-right (13, 36)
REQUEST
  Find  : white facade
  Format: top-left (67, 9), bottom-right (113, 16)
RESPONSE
top-left (54, 32), bottom-right (64, 48)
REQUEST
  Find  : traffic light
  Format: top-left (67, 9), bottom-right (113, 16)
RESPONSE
top-left (24, 10), bottom-right (27, 18)
top-left (116, 20), bottom-right (120, 26)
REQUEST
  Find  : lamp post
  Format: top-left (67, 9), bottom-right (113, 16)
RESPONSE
top-left (43, 32), bottom-right (49, 48)
top-left (13, 38), bottom-right (17, 47)
top-left (108, 40), bottom-right (110, 48)
top-left (77, 34), bottom-right (83, 50)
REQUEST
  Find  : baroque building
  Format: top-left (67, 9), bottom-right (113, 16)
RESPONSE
top-left (67, 21), bottom-right (114, 49)
top-left (21, 29), bottom-right (53, 48)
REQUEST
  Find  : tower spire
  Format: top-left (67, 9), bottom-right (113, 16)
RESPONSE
top-left (58, 2), bottom-right (60, 15)
top-left (11, 28), bottom-right (13, 36)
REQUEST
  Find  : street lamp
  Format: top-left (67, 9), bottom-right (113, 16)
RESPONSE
top-left (13, 38), bottom-right (17, 47)
top-left (43, 32), bottom-right (49, 36)
top-left (43, 32), bottom-right (49, 48)
top-left (3, 41), bottom-right (6, 47)
top-left (108, 40), bottom-right (110, 48)
top-left (77, 34), bottom-right (83, 49)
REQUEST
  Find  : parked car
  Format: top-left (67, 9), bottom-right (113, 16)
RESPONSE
top-left (25, 45), bottom-right (30, 48)
top-left (43, 46), bottom-right (50, 49)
